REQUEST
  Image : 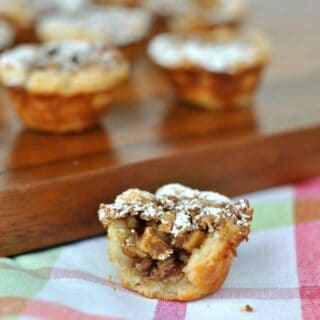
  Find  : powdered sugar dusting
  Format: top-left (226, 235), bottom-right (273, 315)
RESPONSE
top-left (0, 42), bottom-right (126, 86)
top-left (148, 33), bottom-right (261, 73)
top-left (99, 184), bottom-right (253, 237)
top-left (156, 183), bottom-right (199, 199)
top-left (38, 6), bottom-right (153, 46)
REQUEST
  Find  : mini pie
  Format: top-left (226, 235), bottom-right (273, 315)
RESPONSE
top-left (36, 6), bottom-right (153, 57)
top-left (148, 31), bottom-right (271, 110)
top-left (168, 0), bottom-right (247, 34)
top-left (31, 0), bottom-right (92, 16)
top-left (0, 20), bottom-right (15, 51)
top-left (144, 0), bottom-right (245, 34)
top-left (0, 42), bottom-right (129, 133)
top-left (0, 0), bottom-right (36, 43)
top-left (98, 184), bottom-right (253, 301)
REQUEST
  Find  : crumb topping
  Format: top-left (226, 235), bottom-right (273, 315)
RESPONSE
top-left (37, 6), bottom-right (153, 46)
top-left (0, 42), bottom-right (127, 87)
top-left (0, 20), bottom-right (15, 50)
top-left (99, 184), bottom-right (253, 237)
top-left (148, 32), bottom-right (268, 73)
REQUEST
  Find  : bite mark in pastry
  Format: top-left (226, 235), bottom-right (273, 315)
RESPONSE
top-left (148, 31), bottom-right (271, 110)
top-left (0, 42), bottom-right (129, 133)
top-left (98, 184), bottom-right (253, 301)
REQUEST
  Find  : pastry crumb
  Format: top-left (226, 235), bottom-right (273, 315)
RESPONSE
top-left (241, 304), bottom-right (253, 312)
top-left (107, 275), bottom-right (116, 290)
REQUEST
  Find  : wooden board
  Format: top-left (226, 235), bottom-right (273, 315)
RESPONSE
top-left (1, 0), bottom-right (320, 256)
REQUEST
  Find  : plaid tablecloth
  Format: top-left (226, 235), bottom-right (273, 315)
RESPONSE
top-left (1, 178), bottom-right (319, 320)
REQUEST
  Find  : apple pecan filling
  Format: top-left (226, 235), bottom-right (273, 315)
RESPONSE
top-left (99, 184), bottom-right (253, 283)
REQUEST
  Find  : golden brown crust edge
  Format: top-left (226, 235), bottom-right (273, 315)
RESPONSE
top-left (107, 220), bottom-right (248, 301)
top-left (166, 65), bottom-right (265, 110)
top-left (8, 88), bottom-right (113, 133)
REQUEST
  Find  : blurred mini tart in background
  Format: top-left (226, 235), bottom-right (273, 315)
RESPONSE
top-left (0, 20), bottom-right (15, 51)
top-left (148, 31), bottom-right (271, 110)
top-left (167, 0), bottom-right (247, 34)
top-left (0, 0), bottom-right (36, 43)
top-left (144, 0), bottom-right (246, 34)
top-left (36, 6), bottom-right (154, 58)
top-left (30, 0), bottom-right (92, 16)
top-left (98, 184), bottom-right (253, 301)
top-left (0, 42), bottom-right (129, 133)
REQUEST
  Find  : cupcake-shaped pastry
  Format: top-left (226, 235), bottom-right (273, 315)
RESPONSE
top-left (0, 20), bottom-right (15, 51)
top-left (0, 42), bottom-right (129, 133)
top-left (98, 184), bottom-right (253, 301)
top-left (0, 0), bottom-right (36, 43)
top-left (148, 31), bottom-right (271, 110)
top-left (168, 0), bottom-right (247, 34)
top-left (36, 6), bottom-right (153, 58)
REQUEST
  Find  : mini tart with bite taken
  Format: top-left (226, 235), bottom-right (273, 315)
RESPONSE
top-left (0, 0), bottom-right (36, 43)
top-left (36, 6), bottom-right (153, 58)
top-left (98, 184), bottom-right (253, 301)
top-left (0, 42), bottom-right (129, 133)
top-left (148, 31), bottom-right (271, 110)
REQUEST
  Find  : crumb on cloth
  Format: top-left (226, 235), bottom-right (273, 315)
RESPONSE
top-left (241, 304), bottom-right (253, 312)
top-left (107, 275), bottom-right (116, 290)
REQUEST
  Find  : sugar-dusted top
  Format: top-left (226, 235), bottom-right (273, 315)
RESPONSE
top-left (148, 32), bottom-right (270, 73)
top-left (0, 41), bottom-right (128, 87)
top-left (98, 183), bottom-right (253, 237)
top-left (37, 6), bottom-right (153, 46)
top-left (0, 20), bottom-right (15, 51)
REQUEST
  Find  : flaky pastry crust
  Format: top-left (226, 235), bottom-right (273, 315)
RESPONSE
top-left (8, 88), bottom-right (114, 133)
top-left (167, 65), bottom-right (264, 110)
top-left (108, 219), bottom-right (247, 300)
top-left (0, 42), bottom-right (129, 132)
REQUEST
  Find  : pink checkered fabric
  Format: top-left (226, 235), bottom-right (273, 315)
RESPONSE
top-left (1, 178), bottom-right (319, 319)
